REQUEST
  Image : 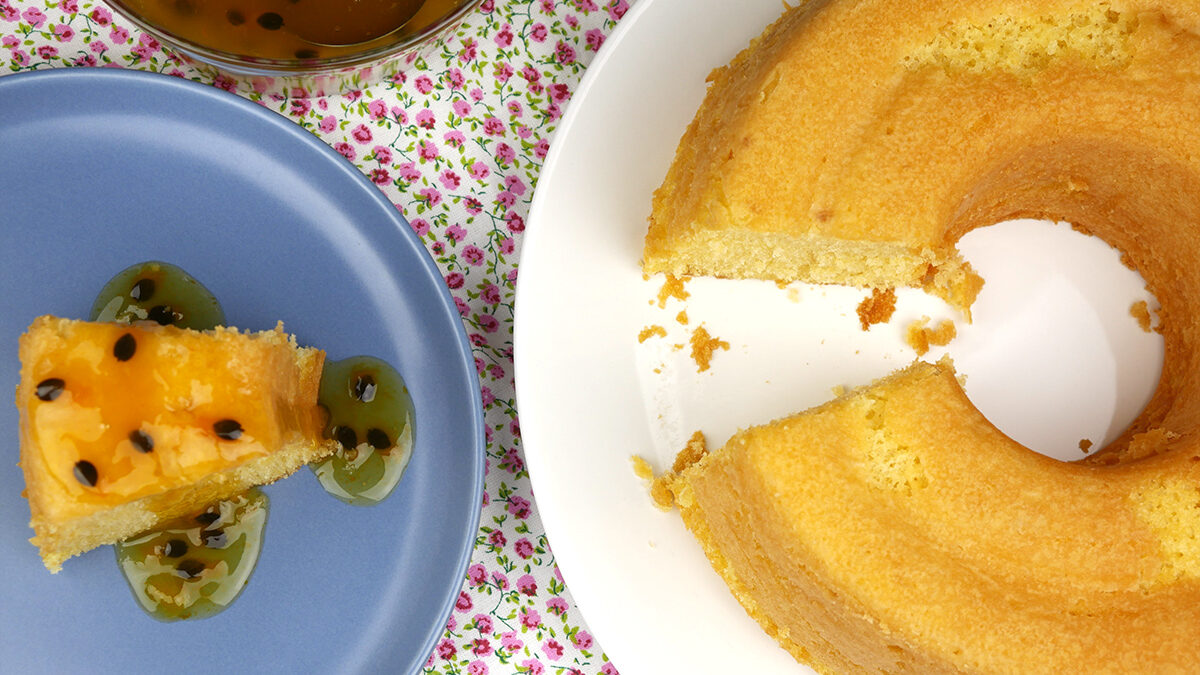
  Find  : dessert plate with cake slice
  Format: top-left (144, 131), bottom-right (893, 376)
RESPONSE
top-left (515, 0), bottom-right (1167, 672)
top-left (0, 68), bottom-right (484, 673)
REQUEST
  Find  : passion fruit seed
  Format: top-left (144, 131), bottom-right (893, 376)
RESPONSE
top-left (147, 305), bottom-right (178, 326)
top-left (35, 378), bottom-right (64, 402)
top-left (129, 278), bottom-right (155, 302)
top-left (128, 429), bottom-right (154, 453)
top-left (175, 559), bottom-right (206, 580)
top-left (367, 428), bottom-right (392, 450)
top-left (334, 425), bottom-right (358, 449)
top-left (113, 333), bottom-right (137, 361)
top-left (257, 12), bottom-right (283, 29)
top-left (195, 512), bottom-right (219, 527)
top-left (213, 419), bottom-right (243, 440)
top-left (352, 374), bottom-right (377, 402)
top-left (202, 529), bottom-right (227, 549)
top-left (73, 460), bottom-right (99, 487)
top-left (163, 539), bottom-right (188, 558)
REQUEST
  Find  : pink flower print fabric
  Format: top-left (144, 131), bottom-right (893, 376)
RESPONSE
top-left (2, 0), bottom-right (636, 672)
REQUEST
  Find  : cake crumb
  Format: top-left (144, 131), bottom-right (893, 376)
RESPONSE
top-left (1126, 427), bottom-right (1179, 461)
top-left (634, 453), bottom-right (677, 511)
top-left (906, 317), bottom-right (957, 356)
top-left (671, 430), bottom-right (709, 472)
top-left (646, 432), bottom-right (710, 509)
top-left (638, 325), bottom-right (667, 343)
top-left (1130, 300), bottom-right (1153, 333)
top-left (631, 455), bottom-right (654, 480)
top-left (1079, 438), bottom-right (1093, 453)
top-left (690, 325), bottom-right (730, 372)
top-left (832, 384), bottom-right (847, 397)
top-left (676, 310), bottom-right (689, 325)
top-left (649, 479), bottom-right (674, 510)
top-left (856, 287), bottom-right (897, 330)
top-left (656, 274), bottom-right (690, 308)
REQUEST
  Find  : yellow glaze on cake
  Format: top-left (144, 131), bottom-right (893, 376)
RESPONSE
top-left (17, 316), bottom-right (336, 571)
top-left (662, 360), bottom-right (1200, 673)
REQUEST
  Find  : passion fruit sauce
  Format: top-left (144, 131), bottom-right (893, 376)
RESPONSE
top-left (91, 262), bottom-right (414, 620)
top-left (311, 356), bottom-right (415, 506)
top-left (90, 260), bottom-right (226, 330)
top-left (114, 489), bottom-right (268, 622)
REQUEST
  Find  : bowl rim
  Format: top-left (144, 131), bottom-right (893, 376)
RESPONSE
top-left (104, 0), bottom-right (484, 74)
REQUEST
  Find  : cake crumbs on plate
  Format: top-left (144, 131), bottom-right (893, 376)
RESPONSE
top-left (656, 274), bottom-right (690, 308)
top-left (631, 455), bottom-right (655, 480)
top-left (690, 325), bottom-right (729, 372)
top-left (906, 316), bottom-right (957, 356)
top-left (631, 453), bottom-right (675, 511)
top-left (641, 431), bottom-right (710, 511)
top-left (1130, 300), bottom-right (1154, 333)
top-left (1079, 438), bottom-right (1093, 453)
top-left (676, 309), bottom-right (689, 325)
top-left (856, 287), bottom-right (896, 330)
top-left (638, 325), bottom-right (667, 343)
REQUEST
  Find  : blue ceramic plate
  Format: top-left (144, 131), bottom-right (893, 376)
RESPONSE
top-left (0, 68), bottom-right (483, 673)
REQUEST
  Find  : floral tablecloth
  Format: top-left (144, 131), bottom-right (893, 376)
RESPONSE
top-left (1, 1), bottom-right (631, 673)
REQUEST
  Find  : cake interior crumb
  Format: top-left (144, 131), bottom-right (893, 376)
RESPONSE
top-left (690, 325), bottom-right (730, 372)
top-left (1130, 300), bottom-right (1153, 333)
top-left (905, 317), bottom-right (957, 356)
top-left (644, 431), bottom-right (710, 511)
top-left (631, 455), bottom-right (654, 480)
top-left (856, 287), bottom-right (897, 330)
top-left (638, 325), bottom-right (667, 343)
top-left (656, 274), bottom-right (691, 308)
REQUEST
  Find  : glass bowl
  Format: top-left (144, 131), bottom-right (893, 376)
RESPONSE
top-left (106, 0), bottom-right (483, 96)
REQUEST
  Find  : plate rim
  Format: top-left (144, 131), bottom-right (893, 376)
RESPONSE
top-left (0, 66), bottom-right (486, 674)
top-left (512, 0), bottom-right (809, 672)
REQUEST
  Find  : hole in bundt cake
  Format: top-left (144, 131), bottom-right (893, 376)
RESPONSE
top-left (948, 218), bottom-right (1162, 462)
top-left (942, 138), bottom-right (1200, 467)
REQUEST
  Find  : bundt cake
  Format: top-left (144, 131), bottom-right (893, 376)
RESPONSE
top-left (660, 359), bottom-right (1200, 672)
top-left (17, 316), bottom-right (336, 572)
top-left (645, 0), bottom-right (1200, 671)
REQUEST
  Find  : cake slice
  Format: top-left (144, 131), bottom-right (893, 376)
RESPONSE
top-left (658, 358), bottom-right (1200, 672)
top-left (16, 316), bottom-right (337, 572)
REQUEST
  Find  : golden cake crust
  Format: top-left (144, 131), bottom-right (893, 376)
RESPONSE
top-left (647, 0), bottom-right (1200, 671)
top-left (17, 316), bottom-right (337, 572)
top-left (663, 360), bottom-right (1200, 673)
